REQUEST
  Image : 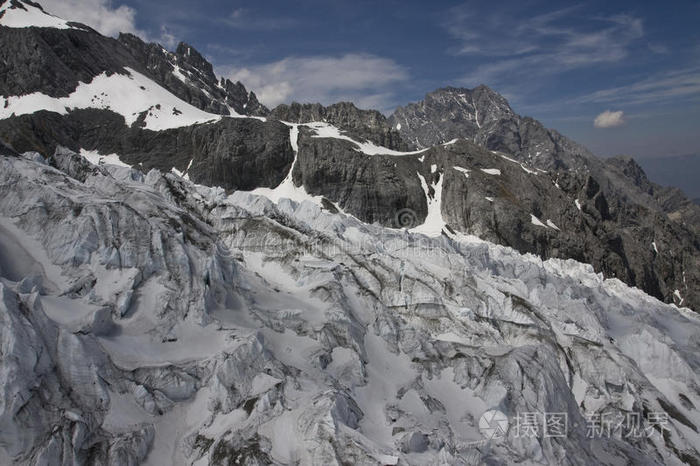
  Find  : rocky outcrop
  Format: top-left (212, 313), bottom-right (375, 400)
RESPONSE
top-left (117, 34), bottom-right (268, 117)
top-left (0, 22), bottom-right (130, 98)
top-left (606, 155), bottom-right (700, 230)
top-left (388, 86), bottom-right (700, 309)
top-left (292, 127), bottom-right (427, 224)
top-left (390, 86), bottom-right (593, 171)
top-left (0, 16), bottom-right (267, 117)
top-left (0, 109), bottom-right (293, 191)
top-left (271, 101), bottom-right (409, 151)
top-left (289, 133), bottom-right (700, 311)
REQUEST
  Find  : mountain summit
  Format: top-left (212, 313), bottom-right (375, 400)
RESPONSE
top-left (390, 86), bottom-right (592, 171)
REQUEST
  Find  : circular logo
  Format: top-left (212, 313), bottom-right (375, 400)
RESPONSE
top-left (394, 208), bottom-right (418, 229)
top-left (479, 410), bottom-right (509, 440)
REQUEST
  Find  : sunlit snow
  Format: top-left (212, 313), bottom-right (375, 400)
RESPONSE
top-left (0, 0), bottom-right (82, 29)
top-left (0, 68), bottom-right (222, 130)
top-left (481, 168), bottom-right (501, 175)
top-left (410, 172), bottom-right (446, 237)
top-left (80, 149), bottom-right (131, 168)
top-left (308, 122), bottom-right (428, 156)
top-left (530, 214), bottom-right (547, 228)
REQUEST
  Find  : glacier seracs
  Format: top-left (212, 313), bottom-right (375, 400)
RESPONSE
top-left (0, 149), bottom-right (699, 465)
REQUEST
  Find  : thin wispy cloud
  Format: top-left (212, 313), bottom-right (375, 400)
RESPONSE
top-left (570, 67), bottom-right (700, 106)
top-left (444, 3), bottom-right (644, 88)
top-left (220, 8), bottom-right (298, 31)
top-left (42, 0), bottom-right (179, 48)
top-left (224, 54), bottom-right (409, 112)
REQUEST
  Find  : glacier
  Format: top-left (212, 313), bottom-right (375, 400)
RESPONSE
top-left (1, 148), bottom-right (699, 465)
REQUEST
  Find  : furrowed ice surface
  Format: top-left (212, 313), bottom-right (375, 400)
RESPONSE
top-left (0, 149), bottom-right (699, 465)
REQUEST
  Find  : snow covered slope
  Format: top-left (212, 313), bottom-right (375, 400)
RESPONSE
top-left (0, 0), bottom-right (84, 30)
top-left (0, 0), bottom-right (268, 122)
top-left (1, 149), bottom-right (699, 465)
top-left (0, 67), bottom-right (223, 130)
top-left (308, 121), bottom-right (427, 156)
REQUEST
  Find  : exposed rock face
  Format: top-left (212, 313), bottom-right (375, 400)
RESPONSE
top-left (388, 86), bottom-right (700, 310)
top-left (118, 34), bottom-right (268, 117)
top-left (1, 101), bottom-right (698, 310)
top-left (390, 86), bottom-right (593, 171)
top-left (292, 127), bottom-right (428, 224)
top-left (606, 155), bottom-right (700, 230)
top-left (0, 109), bottom-right (293, 190)
top-left (0, 18), bottom-right (267, 117)
top-left (1, 149), bottom-right (700, 465)
top-left (288, 132), bottom-right (699, 311)
top-left (270, 101), bottom-right (409, 151)
top-left (0, 22), bottom-right (130, 98)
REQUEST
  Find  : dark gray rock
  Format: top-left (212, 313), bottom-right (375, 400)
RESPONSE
top-left (292, 127), bottom-right (427, 225)
top-left (0, 139), bottom-right (18, 157)
top-left (390, 86), bottom-right (592, 171)
top-left (390, 86), bottom-right (700, 310)
top-left (118, 34), bottom-right (268, 117)
top-left (270, 101), bottom-right (410, 151)
top-left (0, 23), bottom-right (130, 98)
top-left (0, 21), bottom-right (267, 117)
top-left (0, 109), bottom-right (293, 191)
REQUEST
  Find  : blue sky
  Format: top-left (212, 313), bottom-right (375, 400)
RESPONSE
top-left (44, 0), bottom-right (700, 158)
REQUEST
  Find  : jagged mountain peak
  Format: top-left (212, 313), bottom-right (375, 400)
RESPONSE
top-left (116, 33), bottom-right (268, 117)
top-left (0, 12), bottom-right (268, 118)
top-left (390, 84), bottom-right (519, 152)
top-left (390, 84), bottom-right (593, 171)
top-left (427, 83), bottom-right (511, 106)
top-left (404, 84), bottom-right (514, 120)
top-left (174, 41), bottom-right (216, 80)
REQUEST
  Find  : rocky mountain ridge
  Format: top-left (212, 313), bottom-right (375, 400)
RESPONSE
top-left (0, 2), bottom-right (266, 118)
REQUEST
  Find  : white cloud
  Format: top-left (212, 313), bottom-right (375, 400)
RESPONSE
top-left (225, 54), bottom-right (409, 111)
top-left (594, 110), bottom-right (625, 128)
top-left (41, 0), bottom-right (143, 37)
top-left (158, 25), bottom-right (177, 49)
